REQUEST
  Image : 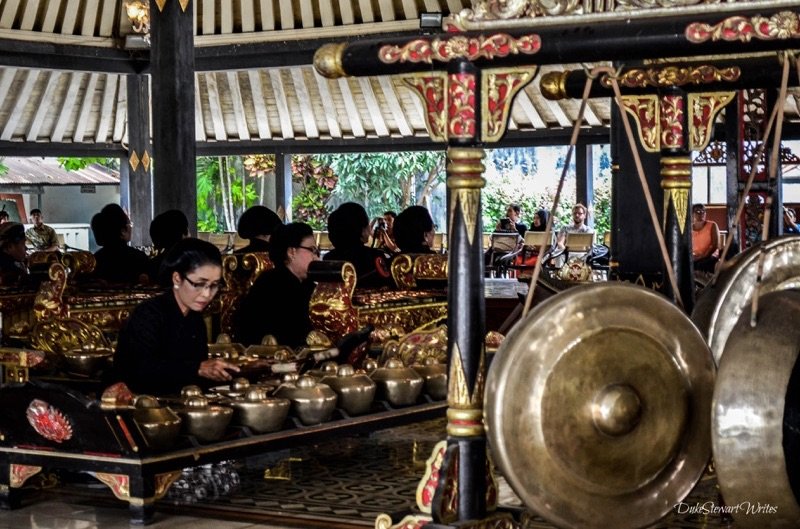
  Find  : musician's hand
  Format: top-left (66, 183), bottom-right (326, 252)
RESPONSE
top-left (198, 359), bottom-right (239, 381)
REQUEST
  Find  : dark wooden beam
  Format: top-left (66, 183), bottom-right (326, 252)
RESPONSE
top-left (150, 0), bottom-right (196, 232)
top-left (125, 74), bottom-right (153, 246)
top-left (0, 38), bottom-right (145, 74)
top-left (0, 142), bottom-right (125, 157)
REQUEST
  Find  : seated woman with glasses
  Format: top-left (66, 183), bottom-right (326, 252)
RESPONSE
top-left (113, 238), bottom-right (239, 396)
top-left (234, 222), bottom-right (320, 347)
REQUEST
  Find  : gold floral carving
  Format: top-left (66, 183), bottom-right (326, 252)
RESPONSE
top-left (391, 254), bottom-right (415, 289)
top-left (10, 465), bottom-right (42, 488)
top-left (93, 472), bottom-right (130, 501)
top-left (154, 470), bottom-right (182, 500)
top-left (129, 150), bottom-right (140, 171)
top-left (401, 74), bottom-right (447, 142)
top-left (686, 11), bottom-right (800, 43)
top-left (667, 188), bottom-right (691, 234)
top-left (309, 262), bottom-right (360, 340)
top-left (412, 254), bottom-right (448, 282)
top-left (601, 65), bottom-right (741, 89)
top-left (219, 252), bottom-right (273, 334)
top-left (60, 251), bottom-right (97, 277)
top-left (688, 91), bottom-right (735, 151)
top-left (393, 325), bottom-right (448, 366)
top-left (448, 73), bottom-right (476, 140)
top-left (30, 318), bottom-right (110, 355)
top-left (359, 303), bottom-right (448, 336)
top-left (620, 95), bottom-right (659, 153)
top-left (659, 95), bottom-right (685, 151)
top-left (379, 34), bottom-right (540, 65)
top-left (33, 263), bottom-right (69, 321)
top-left (661, 157), bottom-right (692, 234)
top-left (415, 440), bottom-right (447, 513)
top-left (374, 513), bottom-right (432, 529)
top-left (482, 67), bottom-right (537, 143)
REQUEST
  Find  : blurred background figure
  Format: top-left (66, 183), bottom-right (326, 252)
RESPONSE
top-left (530, 209), bottom-right (549, 232)
top-left (556, 203), bottom-right (593, 250)
top-left (25, 208), bottom-right (59, 252)
top-left (91, 203), bottom-right (150, 284)
top-left (0, 210), bottom-right (9, 224)
top-left (392, 206), bottom-right (436, 254)
top-left (784, 207), bottom-right (799, 234)
top-left (0, 222), bottom-right (29, 284)
top-left (149, 209), bottom-right (190, 284)
top-left (370, 210), bottom-right (398, 253)
top-left (235, 205), bottom-right (283, 254)
top-left (500, 204), bottom-right (527, 237)
top-left (691, 203), bottom-right (720, 273)
top-left (325, 202), bottom-right (391, 288)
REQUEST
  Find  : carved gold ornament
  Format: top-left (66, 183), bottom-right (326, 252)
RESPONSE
top-left (601, 65), bottom-right (741, 89)
top-left (620, 95), bottom-right (660, 152)
top-left (401, 73), bottom-right (447, 142)
top-left (482, 68), bottom-right (538, 143)
top-left (374, 513), bottom-right (432, 529)
top-left (141, 150), bottom-right (151, 172)
top-left (129, 150), bottom-right (140, 171)
top-left (379, 34), bottom-right (541, 65)
top-left (686, 11), bottom-right (800, 43)
top-left (179, 0), bottom-right (190, 12)
top-left (688, 92), bottom-right (735, 150)
top-left (416, 440), bottom-right (447, 513)
top-left (155, 0), bottom-right (167, 12)
top-left (93, 472), bottom-right (130, 501)
top-left (10, 465), bottom-right (42, 488)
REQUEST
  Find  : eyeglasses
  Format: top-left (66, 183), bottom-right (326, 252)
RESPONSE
top-left (692, 209), bottom-right (706, 215)
top-left (297, 245), bottom-right (321, 257)
top-left (182, 275), bottom-right (222, 294)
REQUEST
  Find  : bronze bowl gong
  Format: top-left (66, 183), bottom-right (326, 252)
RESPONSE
top-left (485, 282), bottom-right (715, 529)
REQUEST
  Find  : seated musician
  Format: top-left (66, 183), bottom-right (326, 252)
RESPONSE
top-left (0, 222), bottom-right (29, 285)
top-left (113, 238), bottom-right (239, 395)
top-left (324, 202), bottom-right (391, 288)
top-left (91, 203), bottom-right (151, 284)
top-left (235, 205), bottom-right (283, 254)
top-left (393, 205), bottom-right (436, 254)
top-left (148, 209), bottom-right (189, 280)
top-left (234, 222), bottom-right (320, 347)
top-left (691, 203), bottom-right (720, 273)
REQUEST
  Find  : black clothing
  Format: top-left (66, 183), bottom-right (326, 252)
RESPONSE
top-left (234, 265), bottom-right (315, 347)
top-left (515, 222), bottom-right (528, 237)
top-left (94, 242), bottom-right (151, 284)
top-left (114, 291), bottom-right (209, 396)
top-left (0, 251), bottom-right (26, 285)
top-left (235, 238), bottom-right (271, 255)
top-left (396, 244), bottom-right (435, 255)
top-left (324, 245), bottom-right (391, 288)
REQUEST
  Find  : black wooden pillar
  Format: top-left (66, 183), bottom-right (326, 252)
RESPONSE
top-left (725, 92), bottom-right (741, 251)
top-left (124, 74), bottom-right (153, 246)
top-left (274, 153), bottom-right (292, 221)
top-left (150, 0), bottom-right (196, 233)
top-left (610, 106), bottom-right (665, 289)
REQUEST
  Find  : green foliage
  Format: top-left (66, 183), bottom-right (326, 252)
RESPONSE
top-left (196, 157), bottom-right (222, 232)
top-left (291, 155), bottom-right (337, 230)
top-left (58, 157), bottom-right (118, 171)
top-left (0, 157), bottom-right (7, 176)
top-left (320, 151), bottom-right (445, 219)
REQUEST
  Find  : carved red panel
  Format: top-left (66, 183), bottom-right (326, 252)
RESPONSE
top-left (448, 73), bottom-right (476, 140)
top-left (26, 399), bottom-right (73, 443)
top-left (660, 95), bottom-right (685, 150)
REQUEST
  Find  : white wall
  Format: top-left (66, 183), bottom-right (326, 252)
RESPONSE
top-left (25, 185), bottom-right (120, 225)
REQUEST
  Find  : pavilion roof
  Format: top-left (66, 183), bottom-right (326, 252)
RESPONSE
top-left (0, 0), bottom-right (796, 156)
top-left (0, 157), bottom-right (119, 185)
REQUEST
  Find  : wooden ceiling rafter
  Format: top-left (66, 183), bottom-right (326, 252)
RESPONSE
top-left (72, 72), bottom-right (99, 143)
top-left (51, 70), bottom-right (81, 142)
top-left (313, 69), bottom-right (343, 138)
top-left (27, 70), bottom-right (61, 141)
top-left (269, 68), bottom-right (295, 139)
top-left (246, 70), bottom-right (272, 140)
top-left (226, 71), bottom-right (251, 141)
top-left (94, 73), bottom-right (119, 143)
top-left (2, 69), bottom-right (39, 141)
top-left (292, 67), bottom-right (320, 139)
top-left (358, 77), bottom-right (389, 137)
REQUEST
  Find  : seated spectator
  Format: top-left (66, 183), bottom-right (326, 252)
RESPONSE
top-left (234, 222), bottom-right (319, 347)
top-left (324, 202), bottom-right (391, 288)
top-left (149, 209), bottom-right (189, 284)
top-left (691, 203), bottom-right (721, 273)
top-left (0, 222), bottom-right (29, 285)
top-left (499, 204), bottom-right (527, 237)
top-left (392, 206), bottom-right (436, 254)
top-left (235, 205), bottom-right (283, 254)
top-left (91, 204), bottom-right (150, 284)
top-left (530, 209), bottom-right (549, 232)
top-left (25, 209), bottom-right (59, 252)
top-left (370, 211), bottom-right (399, 253)
top-left (784, 207), bottom-right (799, 234)
top-left (0, 210), bottom-right (9, 224)
top-left (556, 203), bottom-right (593, 250)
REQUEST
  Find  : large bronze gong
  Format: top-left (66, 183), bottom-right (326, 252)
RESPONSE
top-left (486, 283), bottom-right (715, 529)
top-left (692, 236), bottom-right (800, 365)
top-left (712, 289), bottom-right (800, 528)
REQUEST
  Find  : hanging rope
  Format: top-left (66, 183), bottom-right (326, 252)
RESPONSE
top-left (521, 68), bottom-right (598, 318)
top-left (749, 52), bottom-right (792, 326)
top-left (605, 69), bottom-right (685, 309)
